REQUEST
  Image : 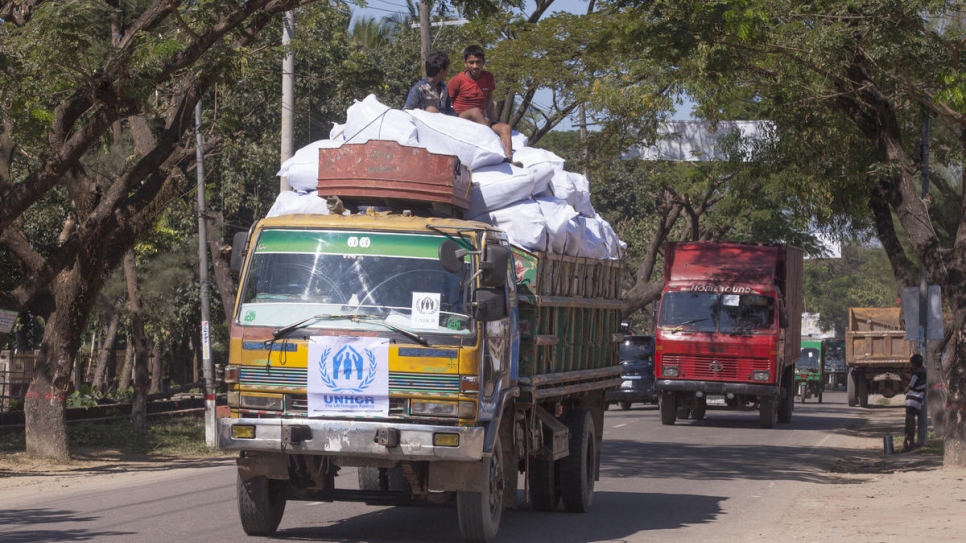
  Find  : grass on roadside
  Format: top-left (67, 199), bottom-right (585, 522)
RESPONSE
top-left (0, 415), bottom-right (231, 459)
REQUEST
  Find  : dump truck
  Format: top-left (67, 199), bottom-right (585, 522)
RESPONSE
top-left (217, 141), bottom-right (623, 543)
top-left (654, 241), bottom-right (803, 428)
top-left (845, 307), bottom-right (915, 407)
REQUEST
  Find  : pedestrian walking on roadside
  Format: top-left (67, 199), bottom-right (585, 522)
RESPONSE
top-left (903, 353), bottom-right (927, 451)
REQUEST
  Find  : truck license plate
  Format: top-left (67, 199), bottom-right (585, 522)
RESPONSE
top-left (706, 395), bottom-right (726, 406)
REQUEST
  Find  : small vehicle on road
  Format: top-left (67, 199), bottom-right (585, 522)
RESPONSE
top-left (607, 335), bottom-right (657, 410)
top-left (796, 339), bottom-right (825, 403)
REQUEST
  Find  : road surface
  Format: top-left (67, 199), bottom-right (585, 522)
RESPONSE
top-left (0, 391), bottom-right (916, 542)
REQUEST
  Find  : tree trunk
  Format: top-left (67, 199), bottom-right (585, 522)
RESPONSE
top-left (92, 295), bottom-right (125, 393)
top-left (207, 211), bottom-right (237, 324)
top-left (124, 251), bottom-right (150, 433)
top-left (149, 340), bottom-right (162, 394)
top-left (23, 344), bottom-right (70, 461)
top-left (119, 341), bottom-right (133, 391)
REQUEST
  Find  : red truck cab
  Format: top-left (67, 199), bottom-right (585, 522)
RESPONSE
top-left (654, 242), bottom-right (803, 428)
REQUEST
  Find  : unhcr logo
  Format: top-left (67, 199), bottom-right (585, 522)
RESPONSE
top-left (318, 345), bottom-right (378, 393)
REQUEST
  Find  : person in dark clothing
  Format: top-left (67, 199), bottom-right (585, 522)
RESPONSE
top-left (903, 353), bottom-right (927, 451)
top-left (404, 51), bottom-right (455, 115)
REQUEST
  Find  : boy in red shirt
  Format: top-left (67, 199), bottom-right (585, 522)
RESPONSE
top-left (448, 45), bottom-right (516, 162)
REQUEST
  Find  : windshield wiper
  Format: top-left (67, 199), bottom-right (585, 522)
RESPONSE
top-left (271, 313), bottom-right (380, 341)
top-left (349, 315), bottom-right (431, 347)
top-left (665, 318), bottom-right (709, 332)
top-left (270, 313), bottom-right (430, 347)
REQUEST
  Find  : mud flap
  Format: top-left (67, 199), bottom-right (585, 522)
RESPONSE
top-left (237, 452), bottom-right (289, 482)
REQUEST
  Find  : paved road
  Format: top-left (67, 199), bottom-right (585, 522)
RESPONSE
top-left (1, 391), bottom-right (878, 543)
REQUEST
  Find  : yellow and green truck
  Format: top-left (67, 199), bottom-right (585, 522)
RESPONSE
top-left (217, 142), bottom-right (623, 542)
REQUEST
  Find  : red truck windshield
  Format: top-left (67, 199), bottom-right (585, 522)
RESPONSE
top-left (658, 291), bottom-right (776, 334)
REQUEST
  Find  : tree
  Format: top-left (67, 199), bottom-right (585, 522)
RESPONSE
top-left (0, 0), bottom-right (329, 460)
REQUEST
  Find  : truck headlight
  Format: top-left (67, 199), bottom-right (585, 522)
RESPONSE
top-left (239, 394), bottom-right (284, 411)
top-left (411, 400), bottom-right (460, 417)
top-left (752, 370), bottom-right (771, 381)
top-left (663, 366), bottom-right (679, 377)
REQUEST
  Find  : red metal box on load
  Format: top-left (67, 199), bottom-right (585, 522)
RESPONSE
top-left (317, 140), bottom-right (471, 210)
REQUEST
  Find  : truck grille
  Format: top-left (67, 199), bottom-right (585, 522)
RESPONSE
top-left (239, 366), bottom-right (461, 395)
top-left (663, 354), bottom-right (770, 380)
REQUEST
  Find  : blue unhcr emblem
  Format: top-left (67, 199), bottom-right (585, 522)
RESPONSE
top-left (318, 346), bottom-right (378, 393)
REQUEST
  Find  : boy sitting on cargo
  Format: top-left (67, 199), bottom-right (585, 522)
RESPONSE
top-left (404, 51), bottom-right (455, 115)
top-left (448, 44), bottom-right (517, 163)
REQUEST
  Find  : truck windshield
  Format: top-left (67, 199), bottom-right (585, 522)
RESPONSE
top-left (658, 291), bottom-right (775, 333)
top-left (237, 229), bottom-right (474, 335)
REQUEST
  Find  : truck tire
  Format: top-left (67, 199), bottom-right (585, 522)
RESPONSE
top-left (237, 473), bottom-right (287, 536)
top-left (660, 394), bottom-right (677, 425)
top-left (528, 457), bottom-right (560, 512)
top-left (690, 406), bottom-right (706, 420)
top-left (857, 373), bottom-right (869, 408)
top-left (560, 409), bottom-right (596, 513)
top-left (619, 401), bottom-right (633, 411)
top-left (847, 369), bottom-right (858, 406)
top-left (457, 434), bottom-right (505, 543)
top-left (799, 383), bottom-right (807, 404)
top-left (778, 366), bottom-right (794, 424)
top-left (759, 398), bottom-right (777, 429)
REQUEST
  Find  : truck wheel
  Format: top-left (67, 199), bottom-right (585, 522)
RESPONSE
top-left (237, 473), bottom-right (287, 536)
top-left (677, 406), bottom-right (691, 419)
top-left (560, 409), bottom-right (596, 513)
top-left (660, 394), bottom-right (677, 425)
top-left (690, 406), bottom-right (706, 421)
top-left (528, 457), bottom-right (560, 512)
top-left (818, 391), bottom-right (823, 404)
top-left (799, 383), bottom-right (807, 404)
top-left (619, 401), bottom-right (633, 411)
top-left (759, 398), bottom-right (777, 429)
top-left (856, 372), bottom-right (869, 408)
top-left (847, 369), bottom-right (858, 406)
top-left (457, 434), bottom-right (505, 543)
top-left (778, 366), bottom-right (794, 424)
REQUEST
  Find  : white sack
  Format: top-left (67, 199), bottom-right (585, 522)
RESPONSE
top-left (576, 216), bottom-right (609, 259)
top-left (277, 139), bottom-right (345, 191)
top-left (470, 199), bottom-right (548, 253)
top-left (547, 170), bottom-right (576, 204)
top-left (343, 94), bottom-right (419, 146)
top-left (513, 147), bottom-right (565, 175)
top-left (329, 122), bottom-right (346, 141)
top-left (511, 131), bottom-right (529, 152)
top-left (596, 215), bottom-right (626, 259)
top-left (466, 162), bottom-right (534, 218)
top-left (535, 196), bottom-right (580, 254)
top-left (267, 190), bottom-right (331, 218)
top-left (569, 172), bottom-right (596, 217)
top-left (563, 216), bottom-right (586, 257)
top-left (408, 109), bottom-right (506, 169)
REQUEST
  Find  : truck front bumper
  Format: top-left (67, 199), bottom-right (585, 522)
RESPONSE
top-left (218, 417), bottom-right (485, 462)
top-left (655, 379), bottom-right (779, 397)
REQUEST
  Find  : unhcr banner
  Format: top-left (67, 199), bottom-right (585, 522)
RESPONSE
top-left (307, 337), bottom-right (390, 416)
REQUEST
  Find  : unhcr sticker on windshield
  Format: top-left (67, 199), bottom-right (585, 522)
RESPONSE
top-left (307, 336), bottom-right (389, 416)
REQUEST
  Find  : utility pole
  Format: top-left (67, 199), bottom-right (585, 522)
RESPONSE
top-left (281, 11), bottom-right (295, 192)
top-left (419, 0), bottom-right (431, 66)
top-left (195, 101), bottom-right (215, 448)
top-left (917, 113), bottom-right (930, 448)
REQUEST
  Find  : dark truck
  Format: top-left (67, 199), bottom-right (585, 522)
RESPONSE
top-left (654, 241), bottom-right (803, 428)
top-left (606, 335), bottom-right (657, 410)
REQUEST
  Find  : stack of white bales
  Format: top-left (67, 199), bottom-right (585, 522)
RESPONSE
top-left (272, 94), bottom-right (625, 260)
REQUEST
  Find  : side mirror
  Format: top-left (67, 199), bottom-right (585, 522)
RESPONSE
top-left (230, 231), bottom-right (249, 273)
top-left (439, 239), bottom-right (468, 273)
top-left (480, 245), bottom-right (509, 288)
top-left (473, 287), bottom-right (507, 321)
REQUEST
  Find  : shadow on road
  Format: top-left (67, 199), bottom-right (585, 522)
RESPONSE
top-left (0, 508), bottom-right (132, 542)
top-left (274, 489), bottom-right (723, 543)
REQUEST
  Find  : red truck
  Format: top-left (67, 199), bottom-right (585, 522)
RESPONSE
top-left (654, 241), bottom-right (803, 428)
